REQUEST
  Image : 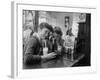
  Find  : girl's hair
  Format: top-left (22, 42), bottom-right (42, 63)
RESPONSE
top-left (54, 27), bottom-right (62, 36)
top-left (39, 22), bottom-right (54, 32)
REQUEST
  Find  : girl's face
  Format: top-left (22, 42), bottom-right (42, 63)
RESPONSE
top-left (54, 32), bottom-right (61, 41)
top-left (41, 28), bottom-right (50, 39)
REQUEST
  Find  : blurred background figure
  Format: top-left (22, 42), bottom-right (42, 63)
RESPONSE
top-left (63, 28), bottom-right (76, 61)
top-left (23, 10), bottom-right (35, 53)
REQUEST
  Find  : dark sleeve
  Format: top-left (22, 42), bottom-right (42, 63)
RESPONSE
top-left (24, 54), bottom-right (41, 65)
top-left (24, 37), bottom-right (41, 65)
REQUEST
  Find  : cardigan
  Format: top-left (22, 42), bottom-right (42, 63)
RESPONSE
top-left (24, 35), bottom-right (42, 66)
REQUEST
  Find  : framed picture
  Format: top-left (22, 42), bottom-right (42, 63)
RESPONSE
top-left (11, 1), bottom-right (97, 78)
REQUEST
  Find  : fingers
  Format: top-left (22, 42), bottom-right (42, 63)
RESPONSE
top-left (48, 53), bottom-right (56, 59)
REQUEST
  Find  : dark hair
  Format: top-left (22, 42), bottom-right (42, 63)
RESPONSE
top-left (54, 27), bottom-right (62, 36)
top-left (66, 28), bottom-right (73, 36)
top-left (39, 22), bottom-right (53, 32)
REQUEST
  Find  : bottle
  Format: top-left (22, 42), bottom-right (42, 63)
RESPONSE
top-left (52, 38), bottom-right (57, 52)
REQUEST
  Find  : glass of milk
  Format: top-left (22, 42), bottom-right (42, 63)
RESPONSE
top-left (43, 40), bottom-right (48, 55)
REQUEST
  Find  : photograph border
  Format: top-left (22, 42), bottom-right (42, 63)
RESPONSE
top-left (11, 1), bottom-right (97, 78)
